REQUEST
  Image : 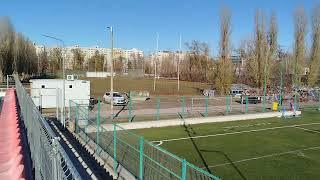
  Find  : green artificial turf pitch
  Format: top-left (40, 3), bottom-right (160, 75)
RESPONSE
top-left (133, 110), bottom-right (320, 179)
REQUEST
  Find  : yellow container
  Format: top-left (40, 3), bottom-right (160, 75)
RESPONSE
top-left (272, 102), bottom-right (278, 111)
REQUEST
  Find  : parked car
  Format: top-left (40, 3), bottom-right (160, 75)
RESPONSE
top-left (230, 90), bottom-right (243, 97)
top-left (103, 92), bottom-right (127, 105)
top-left (89, 97), bottom-right (98, 110)
top-left (233, 93), bottom-right (243, 101)
top-left (236, 96), bottom-right (261, 104)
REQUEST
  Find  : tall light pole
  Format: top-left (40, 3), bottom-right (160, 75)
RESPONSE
top-left (178, 34), bottom-right (181, 92)
top-left (107, 27), bottom-right (114, 119)
top-left (153, 33), bottom-right (159, 91)
top-left (37, 53), bottom-right (40, 76)
top-left (42, 34), bottom-right (66, 127)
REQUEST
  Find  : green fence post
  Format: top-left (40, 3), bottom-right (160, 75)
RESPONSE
top-left (156, 97), bottom-right (160, 120)
top-left (205, 96), bottom-right (209, 117)
top-left (278, 94), bottom-right (282, 112)
top-left (278, 95), bottom-right (282, 112)
top-left (68, 100), bottom-right (71, 121)
top-left (294, 93), bottom-right (297, 111)
top-left (96, 97), bottom-right (101, 151)
top-left (128, 93), bottom-right (132, 122)
top-left (245, 95), bottom-right (249, 113)
top-left (181, 96), bottom-right (186, 118)
top-left (75, 103), bottom-right (79, 133)
top-left (86, 105), bottom-right (89, 141)
top-left (113, 124), bottom-right (118, 175)
top-left (139, 137), bottom-right (144, 180)
top-left (226, 96), bottom-right (229, 115)
top-left (262, 95), bottom-right (267, 113)
top-left (191, 98), bottom-right (194, 112)
top-left (263, 62), bottom-right (268, 113)
top-left (230, 95), bottom-right (232, 113)
top-left (241, 96), bottom-right (244, 113)
top-left (318, 94), bottom-right (320, 111)
top-left (181, 159), bottom-right (187, 180)
top-left (279, 58), bottom-right (284, 112)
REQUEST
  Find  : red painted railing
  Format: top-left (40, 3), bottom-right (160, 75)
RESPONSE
top-left (0, 89), bottom-right (25, 180)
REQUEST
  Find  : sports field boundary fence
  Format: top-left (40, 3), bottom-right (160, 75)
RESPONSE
top-left (94, 93), bottom-right (320, 124)
top-left (14, 75), bottom-right (82, 180)
top-left (67, 94), bottom-right (320, 179)
top-left (69, 99), bottom-right (221, 180)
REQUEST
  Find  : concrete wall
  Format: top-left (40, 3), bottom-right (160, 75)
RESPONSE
top-left (86, 72), bottom-right (116, 78)
top-left (85, 111), bottom-right (302, 132)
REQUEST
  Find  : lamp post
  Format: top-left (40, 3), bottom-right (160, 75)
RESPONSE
top-left (153, 33), bottom-right (159, 91)
top-left (42, 34), bottom-right (66, 127)
top-left (107, 27), bottom-right (114, 119)
top-left (178, 34), bottom-right (181, 92)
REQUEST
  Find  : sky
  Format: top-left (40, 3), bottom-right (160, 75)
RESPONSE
top-left (1, 0), bottom-right (319, 55)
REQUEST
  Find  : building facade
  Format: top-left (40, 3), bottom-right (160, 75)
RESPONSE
top-left (34, 44), bottom-right (143, 71)
top-left (149, 50), bottom-right (187, 67)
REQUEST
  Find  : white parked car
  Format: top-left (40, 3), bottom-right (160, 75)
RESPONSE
top-left (103, 92), bottom-right (127, 105)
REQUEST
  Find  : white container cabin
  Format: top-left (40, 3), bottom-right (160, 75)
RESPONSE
top-left (30, 76), bottom-right (90, 109)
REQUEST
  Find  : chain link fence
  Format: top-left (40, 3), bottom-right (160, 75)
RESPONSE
top-left (93, 95), bottom-right (274, 123)
top-left (93, 92), bottom-right (320, 124)
top-left (14, 75), bottom-right (81, 180)
top-left (68, 100), bottom-right (220, 180)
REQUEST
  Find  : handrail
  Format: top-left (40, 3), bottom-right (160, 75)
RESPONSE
top-left (14, 75), bottom-right (82, 180)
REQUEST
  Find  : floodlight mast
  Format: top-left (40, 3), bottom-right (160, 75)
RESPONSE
top-left (107, 27), bottom-right (114, 119)
top-left (42, 34), bottom-right (66, 127)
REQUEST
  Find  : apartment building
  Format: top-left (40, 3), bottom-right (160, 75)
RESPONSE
top-left (34, 44), bottom-right (143, 70)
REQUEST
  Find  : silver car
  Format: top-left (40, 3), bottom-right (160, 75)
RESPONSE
top-left (103, 92), bottom-right (127, 105)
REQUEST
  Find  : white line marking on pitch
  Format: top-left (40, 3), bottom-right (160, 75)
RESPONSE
top-left (223, 122), bottom-right (272, 131)
top-left (206, 146), bottom-right (320, 168)
top-left (156, 122), bottom-right (320, 142)
top-left (294, 126), bottom-right (320, 134)
top-left (151, 141), bottom-right (163, 146)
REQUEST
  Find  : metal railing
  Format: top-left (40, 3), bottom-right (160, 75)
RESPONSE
top-left (14, 76), bottom-right (81, 180)
top-left (69, 99), bottom-right (220, 180)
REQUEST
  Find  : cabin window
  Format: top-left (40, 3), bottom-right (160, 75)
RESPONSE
top-left (41, 85), bottom-right (45, 88)
top-left (69, 85), bottom-right (72, 88)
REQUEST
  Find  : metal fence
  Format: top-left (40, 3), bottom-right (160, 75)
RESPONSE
top-left (93, 93), bottom-right (320, 123)
top-left (69, 99), bottom-right (220, 180)
top-left (67, 94), bottom-right (320, 179)
top-left (94, 95), bottom-right (278, 123)
top-left (14, 76), bottom-right (81, 180)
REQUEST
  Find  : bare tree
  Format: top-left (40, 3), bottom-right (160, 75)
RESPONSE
top-left (0, 17), bottom-right (38, 80)
top-left (71, 48), bottom-right (85, 70)
top-left (267, 12), bottom-right (278, 83)
top-left (254, 10), bottom-right (269, 88)
top-left (114, 55), bottom-right (125, 74)
top-left (38, 47), bottom-right (49, 74)
top-left (49, 48), bottom-right (63, 72)
top-left (160, 55), bottom-right (176, 77)
top-left (88, 50), bottom-right (104, 71)
top-left (0, 17), bottom-right (15, 81)
top-left (215, 8), bottom-right (233, 95)
top-left (144, 58), bottom-right (153, 74)
top-left (242, 38), bottom-right (259, 86)
top-left (13, 33), bottom-right (25, 74)
top-left (308, 5), bottom-right (320, 86)
top-left (293, 7), bottom-right (307, 86)
top-left (182, 40), bottom-right (210, 82)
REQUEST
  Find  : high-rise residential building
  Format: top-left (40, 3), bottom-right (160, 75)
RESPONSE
top-left (149, 50), bottom-right (187, 67)
top-left (34, 44), bottom-right (143, 70)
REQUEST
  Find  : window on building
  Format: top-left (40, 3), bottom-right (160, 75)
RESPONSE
top-left (69, 85), bottom-right (72, 88)
top-left (41, 85), bottom-right (45, 88)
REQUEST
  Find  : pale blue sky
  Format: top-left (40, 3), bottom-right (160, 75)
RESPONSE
top-left (1, 0), bottom-right (319, 55)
